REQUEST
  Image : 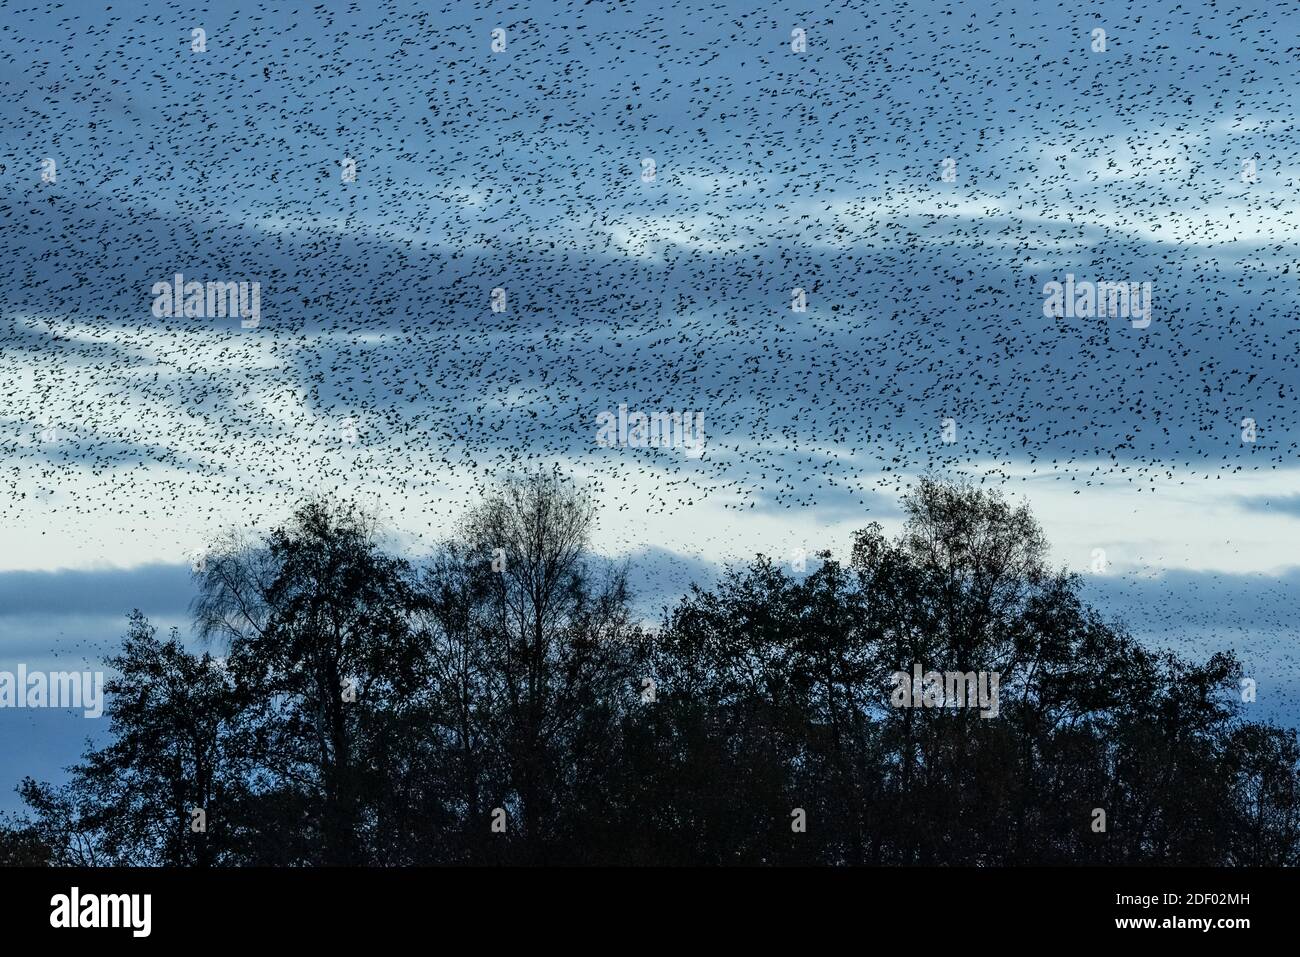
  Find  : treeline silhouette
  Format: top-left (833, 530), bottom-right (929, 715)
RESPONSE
top-left (3, 473), bottom-right (1297, 865)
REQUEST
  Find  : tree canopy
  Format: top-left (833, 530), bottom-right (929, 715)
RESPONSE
top-left (7, 474), bottom-right (1297, 866)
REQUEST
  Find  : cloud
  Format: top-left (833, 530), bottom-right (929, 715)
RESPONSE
top-left (0, 564), bottom-right (195, 617)
top-left (1237, 494), bottom-right (1300, 518)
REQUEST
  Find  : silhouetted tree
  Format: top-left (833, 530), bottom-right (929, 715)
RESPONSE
top-left (628, 477), bottom-right (1300, 865)
top-left (193, 500), bottom-right (424, 864)
top-left (0, 817), bottom-right (50, 866)
top-left (11, 476), bottom-right (1299, 867)
top-left (13, 612), bottom-right (251, 865)
top-left (445, 470), bottom-right (638, 863)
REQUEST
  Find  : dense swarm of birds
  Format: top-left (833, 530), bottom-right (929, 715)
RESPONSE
top-left (0, 2), bottom-right (1297, 710)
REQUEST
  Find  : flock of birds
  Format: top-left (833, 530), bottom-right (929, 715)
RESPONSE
top-left (0, 1), bottom-right (1295, 719)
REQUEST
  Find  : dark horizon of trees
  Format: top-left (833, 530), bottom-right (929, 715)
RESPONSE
top-left (2, 472), bottom-right (1297, 866)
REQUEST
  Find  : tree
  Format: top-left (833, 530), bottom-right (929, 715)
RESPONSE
top-left (447, 470), bottom-right (639, 863)
top-left (0, 814), bottom-right (54, 866)
top-left (193, 499), bottom-right (424, 865)
top-left (632, 476), bottom-right (1300, 865)
top-left (13, 477), bottom-right (1300, 866)
top-left (15, 611), bottom-right (251, 866)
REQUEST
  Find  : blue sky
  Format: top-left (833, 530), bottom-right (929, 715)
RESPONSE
top-left (2, 0), bottom-right (1300, 811)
